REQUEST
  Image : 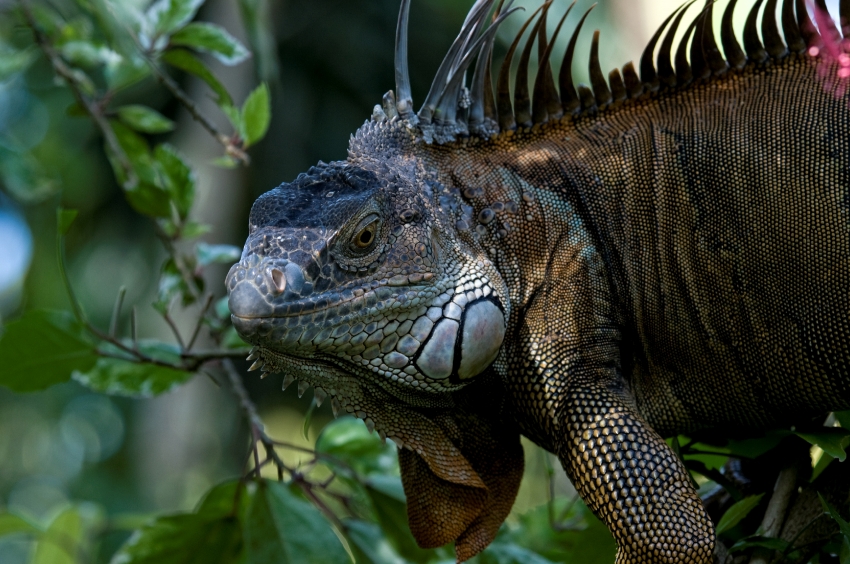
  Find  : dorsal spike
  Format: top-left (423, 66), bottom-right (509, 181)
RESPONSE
top-left (744, 0), bottom-right (768, 63)
top-left (497, 4), bottom-right (544, 132)
top-left (701, 1), bottom-right (728, 75)
top-left (394, 0), bottom-right (414, 120)
top-left (842, 1), bottom-right (850, 35)
top-left (782, 0), bottom-right (805, 52)
top-left (658, 1), bottom-right (695, 88)
top-left (813, 0), bottom-right (840, 39)
top-left (640, 3), bottom-right (688, 91)
top-left (419, 0), bottom-right (494, 125)
top-left (436, 4), bottom-right (520, 129)
top-left (515, 2), bottom-right (551, 128)
top-left (470, 0), bottom-right (508, 132)
top-left (577, 83), bottom-right (596, 111)
top-left (532, 2), bottom-right (575, 124)
top-left (675, 16), bottom-right (700, 85)
top-left (796, 0), bottom-right (817, 46)
top-left (608, 68), bottom-right (626, 105)
top-left (559, 5), bottom-right (595, 115)
top-left (689, 5), bottom-right (709, 81)
top-left (589, 30), bottom-right (612, 106)
top-left (621, 61), bottom-right (643, 98)
top-left (721, 0), bottom-right (747, 69)
top-left (762, 0), bottom-right (788, 59)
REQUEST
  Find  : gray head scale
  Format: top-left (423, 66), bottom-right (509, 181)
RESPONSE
top-left (226, 151), bottom-right (510, 410)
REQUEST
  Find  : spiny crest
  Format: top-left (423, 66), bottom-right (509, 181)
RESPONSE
top-left (370, 0), bottom-right (843, 145)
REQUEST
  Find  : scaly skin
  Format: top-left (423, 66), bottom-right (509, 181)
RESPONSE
top-left (226, 1), bottom-right (850, 562)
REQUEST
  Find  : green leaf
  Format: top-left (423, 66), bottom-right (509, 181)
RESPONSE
top-left (796, 428), bottom-right (850, 462)
top-left (32, 506), bottom-right (84, 564)
top-left (316, 417), bottom-right (397, 475)
top-left (170, 23), bottom-right (250, 66)
top-left (211, 155), bottom-right (239, 169)
top-left (241, 83), bottom-right (270, 147)
top-left (161, 49), bottom-right (232, 107)
top-left (57, 208), bottom-right (78, 235)
top-left (728, 536), bottom-right (790, 554)
top-left (724, 430), bottom-right (788, 459)
top-left (109, 122), bottom-right (173, 218)
top-left (60, 41), bottom-right (119, 68)
top-left (480, 542), bottom-right (557, 564)
top-left (0, 46), bottom-right (36, 80)
top-left (111, 481), bottom-right (245, 564)
top-left (0, 310), bottom-right (96, 392)
top-left (0, 513), bottom-right (40, 537)
top-left (835, 411), bottom-right (850, 430)
top-left (196, 243), bottom-right (241, 266)
top-left (364, 478), bottom-right (433, 563)
top-left (118, 105), bottom-right (175, 134)
top-left (221, 104), bottom-right (242, 135)
top-left (181, 221), bottom-right (212, 239)
top-left (716, 494), bottom-right (765, 536)
top-left (73, 358), bottom-right (193, 398)
top-left (243, 481), bottom-right (349, 564)
top-left (343, 520), bottom-right (406, 564)
top-left (106, 56), bottom-right (150, 91)
top-left (147, 0), bottom-right (206, 37)
top-left (154, 144), bottom-right (195, 219)
top-left (820, 493), bottom-right (850, 541)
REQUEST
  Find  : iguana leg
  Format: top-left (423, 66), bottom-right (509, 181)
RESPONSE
top-left (558, 383), bottom-right (715, 564)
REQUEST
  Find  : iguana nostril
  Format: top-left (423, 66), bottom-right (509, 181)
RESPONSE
top-left (271, 268), bottom-right (286, 293)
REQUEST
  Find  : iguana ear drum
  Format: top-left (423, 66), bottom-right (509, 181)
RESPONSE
top-left (414, 296), bottom-right (506, 381)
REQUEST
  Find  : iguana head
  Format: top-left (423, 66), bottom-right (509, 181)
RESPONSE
top-left (226, 140), bottom-right (510, 405)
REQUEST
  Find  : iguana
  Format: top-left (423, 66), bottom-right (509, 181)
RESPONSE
top-left (225, 0), bottom-right (850, 561)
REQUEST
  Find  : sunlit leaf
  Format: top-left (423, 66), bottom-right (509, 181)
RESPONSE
top-left (196, 243), bottom-right (240, 266)
top-left (154, 143), bottom-right (195, 219)
top-left (241, 83), bottom-right (270, 147)
top-left (60, 41), bottom-right (120, 68)
top-left (343, 519), bottom-right (406, 564)
top-left (0, 513), bottom-right (40, 537)
top-left (73, 358), bottom-right (193, 398)
top-left (146, 0), bottom-right (206, 37)
top-left (118, 105), bottom-right (175, 134)
top-left (111, 481), bottom-right (245, 564)
top-left (161, 49), bottom-right (232, 106)
top-left (796, 428), bottom-right (850, 462)
top-left (716, 494), bottom-right (764, 536)
top-left (170, 23), bottom-right (250, 66)
top-left (32, 506), bottom-right (84, 564)
top-left (316, 417), bottom-right (397, 475)
top-left (57, 208), bottom-right (78, 235)
top-left (0, 310), bottom-right (96, 392)
top-left (243, 481), bottom-right (349, 564)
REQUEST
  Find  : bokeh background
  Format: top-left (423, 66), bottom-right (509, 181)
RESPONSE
top-left (0, 0), bottom-right (842, 562)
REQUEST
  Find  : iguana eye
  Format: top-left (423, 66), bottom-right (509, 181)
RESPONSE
top-left (350, 216), bottom-right (380, 251)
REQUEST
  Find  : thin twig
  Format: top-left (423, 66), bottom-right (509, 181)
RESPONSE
top-left (186, 293), bottom-right (214, 351)
top-left (21, 0), bottom-right (137, 188)
top-left (163, 307), bottom-right (186, 350)
top-left (109, 286), bottom-right (127, 338)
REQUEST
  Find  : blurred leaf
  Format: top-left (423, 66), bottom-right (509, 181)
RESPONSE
top-left (835, 411), bottom-right (850, 430)
top-left (797, 428), bottom-right (850, 462)
top-left (109, 122), bottom-right (173, 217)
top-left (343, 519), bottom-right (406, 564)
top-left (215, 297), bottom-right (231, 319)
top-left (479, 541), bottom-right (557, 564)
top-left (243, 481), bottom-right (349, 564)
top-left (0, 150), bottom-right (60, 203)
top-left (316, 417), bottom-right (397, 476)
top-left (146, 0), bottom-right (206, 37)
top-left (221, 326), bottom-right (249, 349)
top-left (211, 155), bottom-right (239, 169)
top-left (32, 506), bottom-right (84, 564)
top-left (716, 494), bottom-right (764, 536)
top-left (196, 243), bottom-right (240, 266)
top-left (106, 56), bottom-right (150, 91)
top-left (161, 49), bottom-right (232, 106)
top-left (60, 41), bottom-right (119, 68)
top-left (221, 104), bottom-right (242, 136)
top-left (73, 357), bottom-right (193, 398)
top-left (118, 105), bottom-right (175, 134)
top-left (170, 23), bottom-right (250, 65)
top-left (728, 536), bottom-right (790, 554)
top-left (364, 477), bottom-right (432, 563)
top-left (154, 143), bottom-right (195, 219)
top-left (724, 431), bottom-right (787, 459)
top-left (182, 221), bottom-right (212, 239)
top-left (0, 513), bottom-right (40, 537)
top-left (111, 482), bottom-right (245, 564)
top-left (0, 46), bottom-right (36, 80)
top-left (0, 310), bottom-right (96, 392)
top-left (57, 208), bottom-right (79, 235)
top-left (241, 83), bottom-right (270, 147)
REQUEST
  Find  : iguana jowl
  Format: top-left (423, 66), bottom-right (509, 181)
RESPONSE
top-left (226, 0), bottom-right (850, 561)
